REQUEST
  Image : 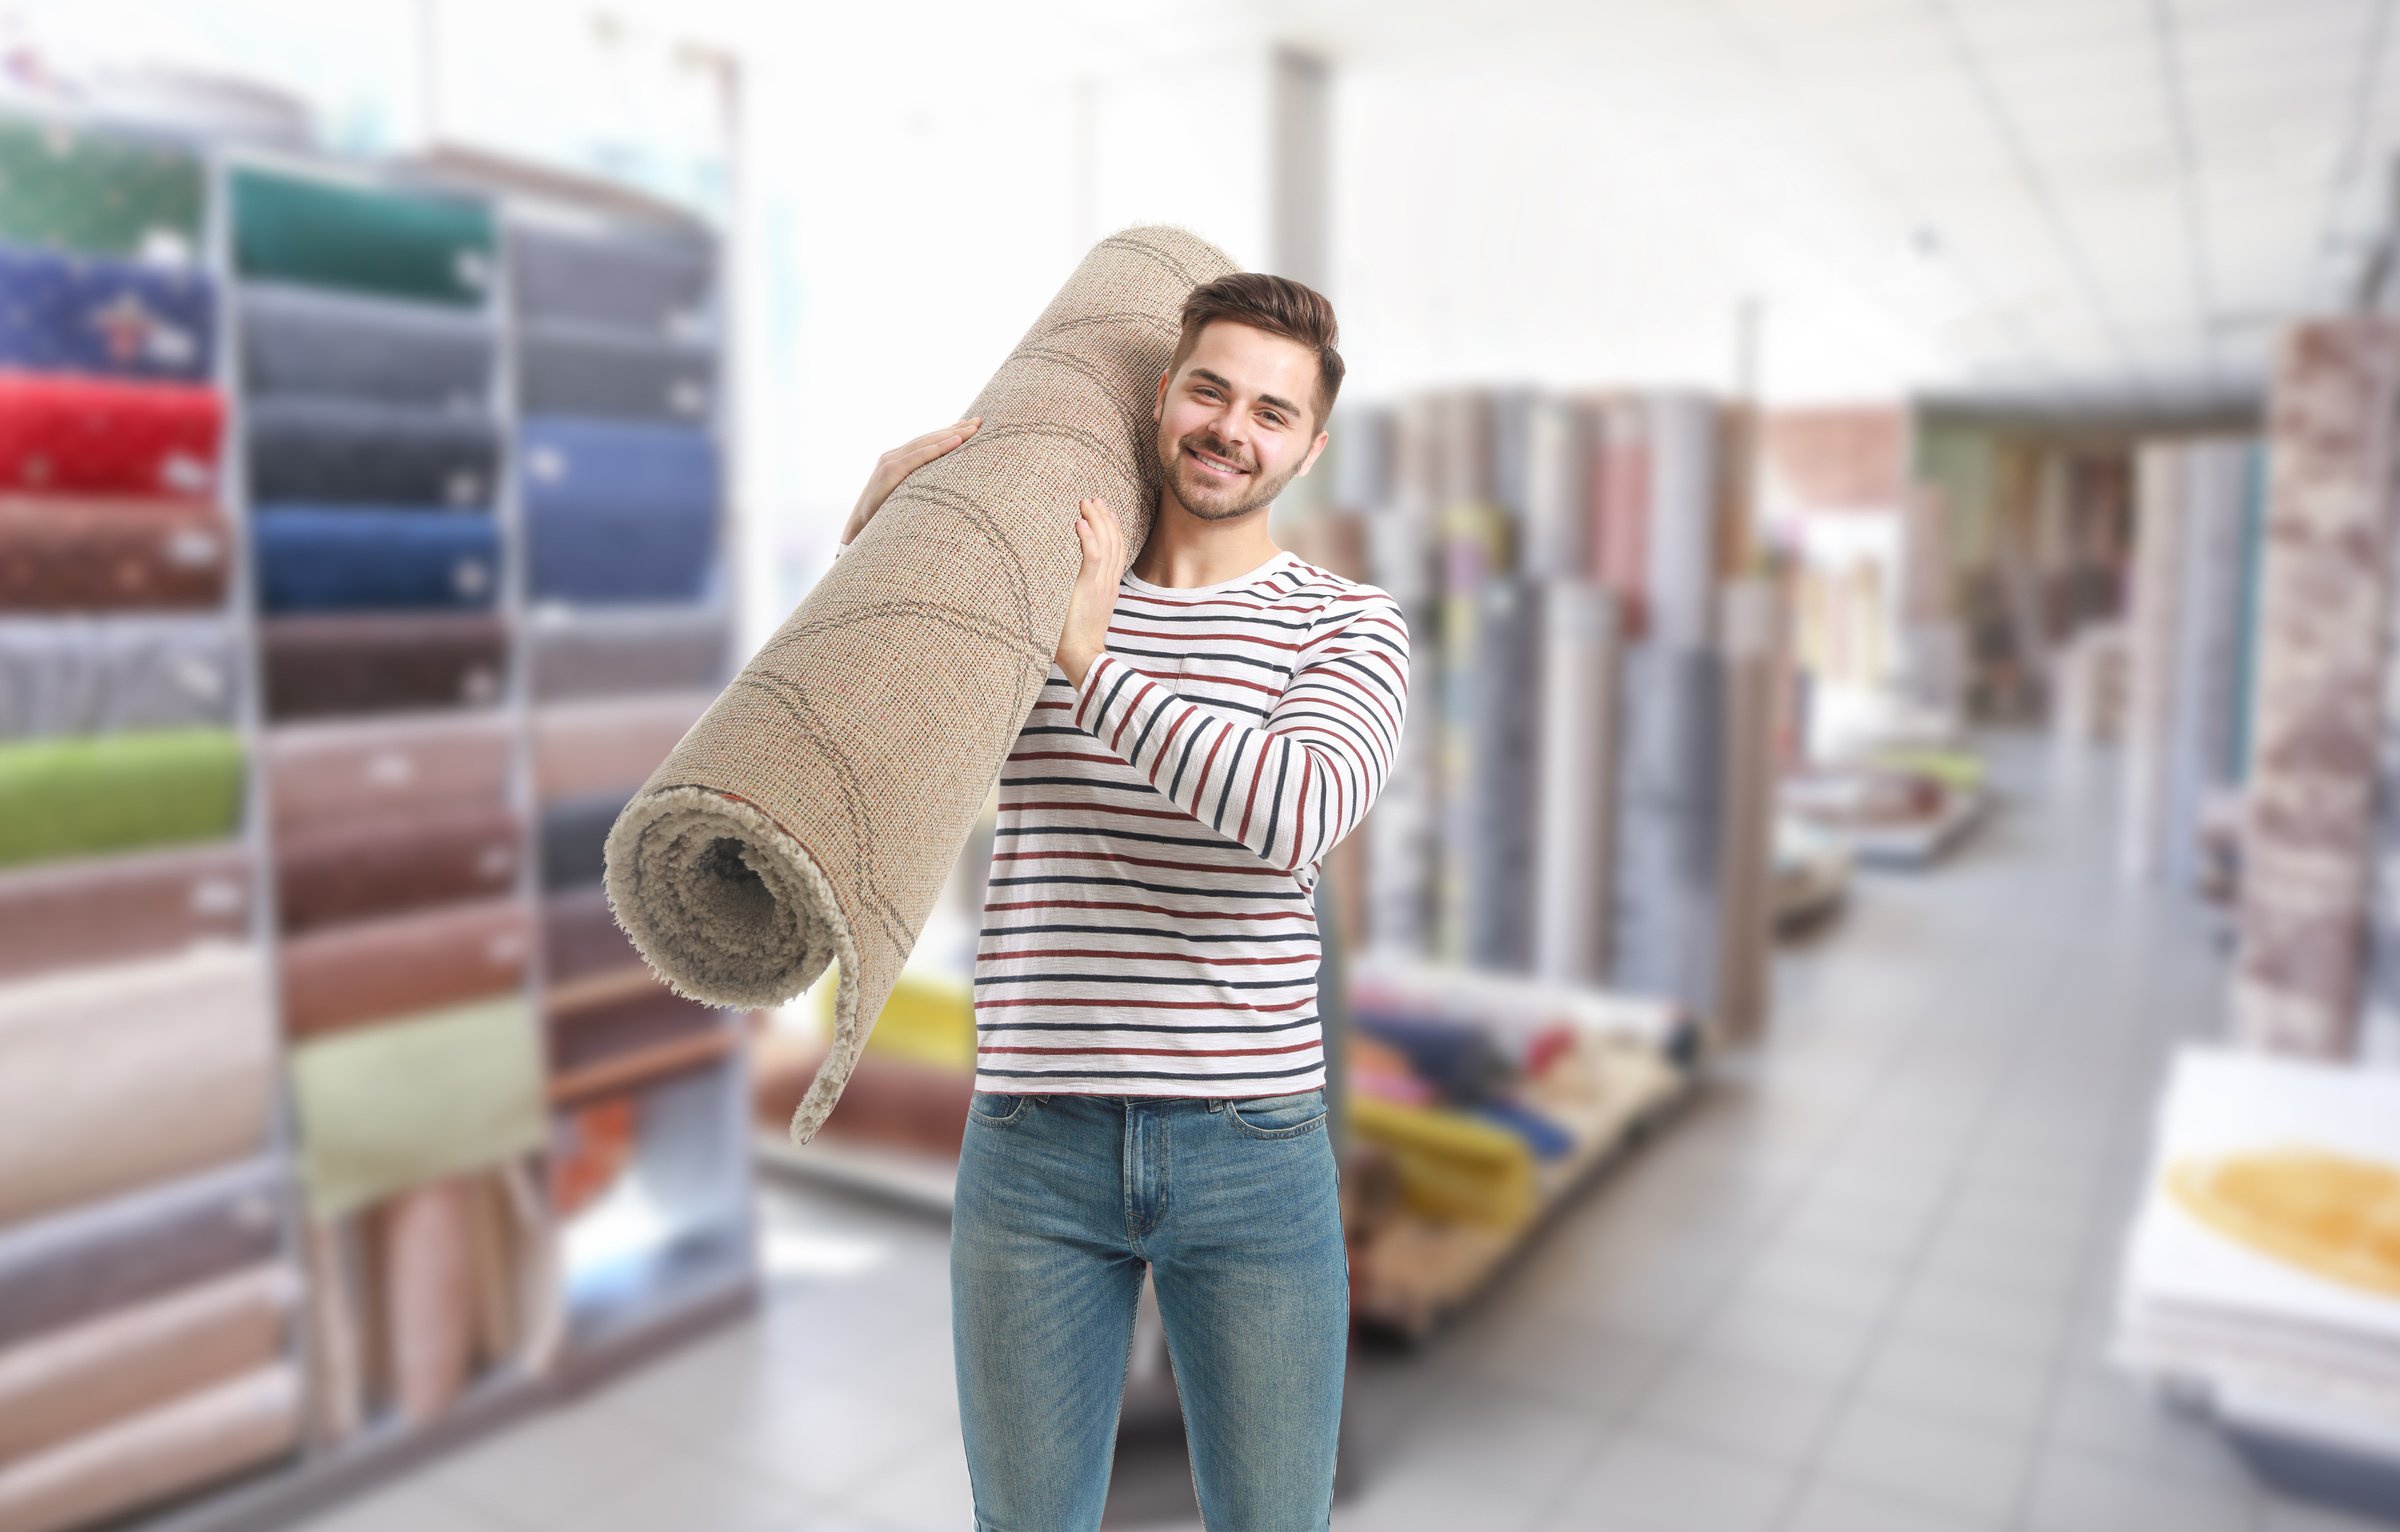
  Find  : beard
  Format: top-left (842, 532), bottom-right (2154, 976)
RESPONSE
top-left (1155, 427), bottom-right (1302, 521)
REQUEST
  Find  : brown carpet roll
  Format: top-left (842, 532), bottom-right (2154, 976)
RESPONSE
top-left (604, 226), bottom-right (1235, 1144)
top-left (274, 801), bottom-right (523, 933)
top-left (0, 840), bottom-right (251, 982)
top-left (543, 885), bottom-right (641, 987)
top-left (0, 1361), bottom-right (301, 1532)
top-left (0, 944), bottom-right (275, 1228)
top-left (0, 1158), bottom-right (285, 1352)
top-left (754, 1033), bottom-right (971, 1158)
top-left (532, 690), bottom-right (715, 803)
top-left (278, 897), bottom-right (532, 1041)
top-left (0, 497), bottom-right (232, 612)
top-left (260, 611), bottom-right (507, 721)
top-left (0, 1260), bottom-right (298, 1463)
top-left (267, 710), bottom-right (514, 836)
top-left (549, 984), bottom-right (724, 1078)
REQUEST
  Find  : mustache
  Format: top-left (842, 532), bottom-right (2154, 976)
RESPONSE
top-left (1182, 436), bottom-right (1250, 471)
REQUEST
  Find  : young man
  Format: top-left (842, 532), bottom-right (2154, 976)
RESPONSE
top-left (841, 274), bottom-right (1410, 1531)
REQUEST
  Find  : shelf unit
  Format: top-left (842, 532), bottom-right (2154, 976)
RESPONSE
top-left (0, 102), bottom-right (758, 1532)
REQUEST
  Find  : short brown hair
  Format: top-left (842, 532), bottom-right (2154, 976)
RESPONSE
top-left (1167, 273), bottom-right (1344, 431)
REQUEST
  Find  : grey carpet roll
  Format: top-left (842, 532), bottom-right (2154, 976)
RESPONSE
top-left (239, 282), bottom-right (496, 411)
top-left (527, 603), bottom-right (730, 702)
top-left (602, 226), bottom-right (1235, 1144)
top-left (518, 324), bottom-right (714, 423)
top-left (1532, 582), bottom-right (1620, 987)
top-left (0, 616), bottom-right (243, 740)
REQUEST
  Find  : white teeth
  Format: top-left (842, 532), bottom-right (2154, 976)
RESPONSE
top-left (1193, 450), bottom-right (1244, 474)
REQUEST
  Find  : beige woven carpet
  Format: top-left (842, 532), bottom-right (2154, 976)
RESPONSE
top-left (605, 226), bottom-right (1237, 1144)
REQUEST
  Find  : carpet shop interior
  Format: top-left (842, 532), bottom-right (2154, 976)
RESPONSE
top-left (0, 2), bottom-right (2396, 1530)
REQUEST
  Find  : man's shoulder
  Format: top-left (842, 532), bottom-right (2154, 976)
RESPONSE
top-left (1278, 555), bottom-right (1401, 617)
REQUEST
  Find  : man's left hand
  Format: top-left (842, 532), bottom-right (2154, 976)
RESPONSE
top-left (1056, 496), bottom-right (1126, 687)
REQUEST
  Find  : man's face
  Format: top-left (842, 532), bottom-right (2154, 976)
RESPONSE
top-left (1152, 320), bottom-right (1328, 522)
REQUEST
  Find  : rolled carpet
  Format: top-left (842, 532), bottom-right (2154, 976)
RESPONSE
top-left (0, 726), bottom-right (245, 870)
top-left (602, 225), bottom-right (1235, 1143)
top-left (0, 1157), bottom-right (285, 1352)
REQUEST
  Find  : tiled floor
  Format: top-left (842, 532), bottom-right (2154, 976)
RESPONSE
top-left (291, 742), bottom-right (2398, 1531)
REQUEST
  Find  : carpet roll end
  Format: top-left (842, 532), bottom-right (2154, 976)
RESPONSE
top-left (601, 783), bottom-right (869, 1147)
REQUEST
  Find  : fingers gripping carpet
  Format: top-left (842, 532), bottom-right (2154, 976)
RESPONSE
top-left (604, 226), bottom-right (1237, 1144)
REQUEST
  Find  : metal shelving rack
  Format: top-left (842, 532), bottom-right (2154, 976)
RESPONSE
top-left (0, 101), bottom-right (761, 1532)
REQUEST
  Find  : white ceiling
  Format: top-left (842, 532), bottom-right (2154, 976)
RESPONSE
top-left (1268, 0), bottom-right (2393, 410)
top-left (885, 0), bottom-right (2392, 411)
top-left (45, 0), bottom-right (2375, 411)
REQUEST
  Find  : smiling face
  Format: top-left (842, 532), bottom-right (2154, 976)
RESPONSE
top-left (1152, 319), bottom-right (1330, 523)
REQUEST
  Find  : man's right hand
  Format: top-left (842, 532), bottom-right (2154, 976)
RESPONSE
top-left (841, 416), bottom-right (982, 548)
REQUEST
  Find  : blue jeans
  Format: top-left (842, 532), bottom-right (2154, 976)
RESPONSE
top-left (949, 1089), bottom-right (1348, 1531)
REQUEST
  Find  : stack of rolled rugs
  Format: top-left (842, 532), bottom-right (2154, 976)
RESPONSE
top-left (1340, 959), bottom-right (1687, 1230)
top-left (0, 117), bottom-right (298, 1532)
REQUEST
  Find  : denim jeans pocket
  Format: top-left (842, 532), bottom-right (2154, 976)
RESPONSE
top-left (1224, 1088), bottom-right (1327, 1140)
top-left (966, 1090), bottom-right (1034, 1127)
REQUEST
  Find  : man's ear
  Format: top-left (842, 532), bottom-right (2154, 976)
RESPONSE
top-left (1296, 428), bottom-right (1329, 477)
top-left (1154, 369), bottom-right (1169, 423)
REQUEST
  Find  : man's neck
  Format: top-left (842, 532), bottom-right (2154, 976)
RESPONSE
top-left (1127, 496), bottom-right (1279, 590)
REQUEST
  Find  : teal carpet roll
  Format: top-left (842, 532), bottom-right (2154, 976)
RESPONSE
top-left (231, 167), bottom-right (495, 307)
top-left (0, 726), bottom-right (244, 869)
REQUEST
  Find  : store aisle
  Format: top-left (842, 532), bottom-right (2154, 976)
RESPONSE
top-left (289, 737), bottom-right (2370, 1532)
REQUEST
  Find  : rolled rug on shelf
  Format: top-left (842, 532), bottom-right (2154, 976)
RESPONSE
top-left (526, 603), bottom-right (730, 702)
top-left (246, 398), bottom-right (501, 507)
top-left (0, 942), bottom-right (275, 1228)
top-left (285, 993), bottom-right (548, 1222)
top-left (0, 839), bottom-right (251, 981)
top-left (237, 282), bottom-right (496, 410)
top-left (0, 615), bottom-right (244, 740)
top-left (518, 416), bottom-right (718, 521)
top-left (266, 710), bottom-right (514, 835)
top-left (518, 325), bottom-right (714, 423)
top-left (0, 119), bottom-right (203, 261)
top-left (250, 507), bottom-right (501, 615)
top-left (0, 243), bottom-right (214, 381)
top-left (0, 725), bottom-right (245, 870)
top-left (0, 497), bottom-right (233, 612)
top-left (0, 1158), bottom-right (286, 1352)
top-left (258, 610), bottom-right (507, 720)
top-left (0, 374), bottom-right (221, 500)
top-left (0, 1260), bottom-right (299, 1464)
top-left (509, 222), bottom-right (714, 337)
top-left (230, 166), bottom-right (495, 307)
top-left (273, 802), bottom-right (522, 933)
top-left (602, 225), bottom-right (1236, 1145)
top-left (524, 494), bottom-right (717, 606)
top-left (0, 1361), bottom-right (303, 1532)
top-left (531, 690), bottom-right (715, 802)
top-left (278, 896), bottom-right (533, 1041)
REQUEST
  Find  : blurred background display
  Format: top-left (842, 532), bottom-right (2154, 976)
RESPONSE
top-left (1, 1), bottom-right (2397, 1529)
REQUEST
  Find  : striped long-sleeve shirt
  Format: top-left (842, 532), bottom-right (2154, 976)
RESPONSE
top-left (971, 545), bottom-right (1411, 1097)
